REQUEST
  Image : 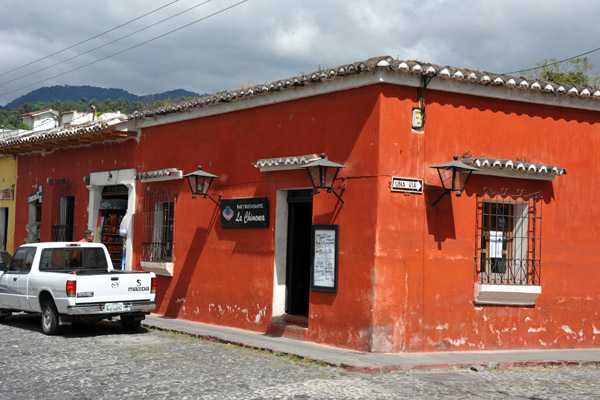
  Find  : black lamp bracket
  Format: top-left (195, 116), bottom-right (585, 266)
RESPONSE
top-left (205, 193), bottom-right (221, 206)
top-left (314, 181), bottom-right (345, 204)
top-left (327, 188), bottom-right (344, 204)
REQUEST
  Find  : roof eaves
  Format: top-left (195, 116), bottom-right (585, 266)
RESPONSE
top-left (127, 56), bottom-right (600, 124)
top-left (463, 157), bottom-right (566, 181)
top-left (0, 117), bottom-right (129, 154)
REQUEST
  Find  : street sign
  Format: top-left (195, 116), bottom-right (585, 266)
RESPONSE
top-left (391, 177), bottom-right (423, 194)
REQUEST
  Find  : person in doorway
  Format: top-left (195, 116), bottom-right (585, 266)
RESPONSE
top-left (79, 230), bottom-right (94, 242)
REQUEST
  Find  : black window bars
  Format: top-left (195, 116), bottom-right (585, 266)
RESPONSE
top-left (142, 188), bottom-right (175, 263)
top-left (475, 188), bottom-right (542, 286)
top-left (50, 179), bottom-right (74, 242)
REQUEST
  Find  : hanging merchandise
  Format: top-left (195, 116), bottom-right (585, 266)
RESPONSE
top-left (99, 199), bottom-right (127, 269)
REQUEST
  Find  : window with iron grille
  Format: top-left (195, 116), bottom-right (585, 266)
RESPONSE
top-left (475, 188), bottom-right (542, 286)
top-left (50, 180), bottom-right (74, 242)
top-left (142, 188), bottom-right (174, 263)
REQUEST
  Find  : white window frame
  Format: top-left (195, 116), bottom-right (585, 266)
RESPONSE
top-left (474, 189), bottom-right (542, 306)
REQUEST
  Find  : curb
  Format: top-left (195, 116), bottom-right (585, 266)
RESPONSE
top-left (143, 323), bottom-right (340, 368)
top-left (142, 321), bottom-right (600, 373)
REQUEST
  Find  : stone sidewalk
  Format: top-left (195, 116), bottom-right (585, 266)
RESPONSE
top-left (142, 314), bottom-right (600, 372)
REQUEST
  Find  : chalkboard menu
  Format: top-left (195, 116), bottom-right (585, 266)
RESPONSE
top-left (310, 225), bottom-right (339, 292)
top-left (220, 197), bottom-right (269, 228)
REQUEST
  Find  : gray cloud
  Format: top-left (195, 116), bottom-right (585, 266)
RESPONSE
top-left (1, 0), bottom-right (599, 105)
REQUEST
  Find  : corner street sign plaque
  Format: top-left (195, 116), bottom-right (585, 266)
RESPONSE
top-left (391, 177), bottom-right (423, 194)
top-left (220, 197), bottom-right (269, 228)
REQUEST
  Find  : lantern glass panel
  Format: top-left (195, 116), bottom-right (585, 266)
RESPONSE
top-left (324, 167), bottom-right (339, 188)
top-left (437, 168), bottom-right (454, 191)
top-left (200, 177), bottom-right (212, 195)
top-left (308, 165), bottom-right (339, 189)
top-left (454, 170), bottom-right (472, 192)
top-left (308, 166), bottom-right (321, 188)
top-left (186, 175), bottom-right (198, 195)
top-left (196, 178), bottom-right (204, 194)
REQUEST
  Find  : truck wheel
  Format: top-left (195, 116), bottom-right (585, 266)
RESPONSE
top-left (0, 309), bottom-right (11, 322)
top-left (41, 300), bottom-right (60, 335)
top-left (120, 315), bottom-right (141, 332)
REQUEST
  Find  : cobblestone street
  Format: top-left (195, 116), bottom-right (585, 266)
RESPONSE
top-left (1, 314), bottom-right (599, 399)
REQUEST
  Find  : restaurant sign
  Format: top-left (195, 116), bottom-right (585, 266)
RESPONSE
top-left (220, 197), bottom-right (269, 228)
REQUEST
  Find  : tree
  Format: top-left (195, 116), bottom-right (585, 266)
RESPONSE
top-left (98, 99), bottom-right (111, 112)
top-left (18, 103), bottom-right (34, 114)
top-left (63, 100), bottom-right (75, 111)
top-left (132, 101), bottom-right (145, 112)
top-left (528, 57), bottom-right (600, 87)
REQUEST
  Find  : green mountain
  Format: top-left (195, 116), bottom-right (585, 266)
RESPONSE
top-left (3, 85), bottom-right (200, 110)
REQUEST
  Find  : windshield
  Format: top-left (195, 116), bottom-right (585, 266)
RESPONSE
top-left (39, 248), bottom-right (109, 272)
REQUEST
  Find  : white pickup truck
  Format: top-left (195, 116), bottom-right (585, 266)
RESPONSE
top-left (0, 242), bottom-right (156, 334)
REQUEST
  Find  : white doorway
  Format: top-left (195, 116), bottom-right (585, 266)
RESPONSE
top-left (87, 169), bottom-right (136, 270)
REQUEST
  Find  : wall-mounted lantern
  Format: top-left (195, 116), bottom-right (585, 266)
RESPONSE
top-left (430, 155), bottom-right (478, 207)
top-left (183, 165), bottom-right (220, 205)
top-left (303, 153), bottom-right (346, 203)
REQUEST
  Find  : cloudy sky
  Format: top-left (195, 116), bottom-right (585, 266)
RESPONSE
top-left (1, 0), bottom-right (599, 106)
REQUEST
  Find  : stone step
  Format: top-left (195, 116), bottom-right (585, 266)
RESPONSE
top-left (267, 314), bottom-right (308, 341)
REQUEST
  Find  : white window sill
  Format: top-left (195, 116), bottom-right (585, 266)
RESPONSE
top-left (474, 283), bottom-right (541, 306)
top-left (141, 261), bottom-right (173, 277)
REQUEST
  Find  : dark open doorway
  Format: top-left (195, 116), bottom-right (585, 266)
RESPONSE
top-left (100, 185), bottom-right (128, 270)
top-left (285, 189), bottom-right (313, 316)
top-left (0, 207), bottom-right (7, 250)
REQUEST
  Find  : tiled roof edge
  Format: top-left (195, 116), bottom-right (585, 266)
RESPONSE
top-left (463, 157), bottom-right (567, 177)
top-left (0, 117), bottom-right (126, 149)
top-left (129, 56), bottom-right (600, 121)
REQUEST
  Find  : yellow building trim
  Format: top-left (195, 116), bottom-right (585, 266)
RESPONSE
top-left (0, 155), bottom-right (17, 253)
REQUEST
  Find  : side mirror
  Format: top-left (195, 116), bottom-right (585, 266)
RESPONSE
top-left (0, 263), bottom-right (7, 272)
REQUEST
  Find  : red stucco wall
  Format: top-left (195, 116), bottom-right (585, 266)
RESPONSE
top-left (372, 84), bottom-right (600, 352)
top-left (15, 141), bottom-right (138, 245)
top-left (12, 81), bottom-right (600, 353)
top-left (138, 86), bottom-right (384, 350)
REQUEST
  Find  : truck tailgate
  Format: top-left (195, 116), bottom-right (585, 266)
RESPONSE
top-left (74, 272), bottom-right (154, 304)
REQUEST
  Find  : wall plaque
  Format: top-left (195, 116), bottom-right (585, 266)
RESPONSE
top-left (310, 225), bottom-right (339, 292)
top-left (220, 197), bottom-right (269, 228)
top-left (0, 188), bottom-right (14, 200)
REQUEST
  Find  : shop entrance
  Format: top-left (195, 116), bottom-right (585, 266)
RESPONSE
top-left (285, 189), bottom-right (313, 316)
top-left (26, 200), bottom-right (42, 243)
top-left (87, 168), bottom-right (135, 270)
top-left (99, 185), bottom-right (128, 270)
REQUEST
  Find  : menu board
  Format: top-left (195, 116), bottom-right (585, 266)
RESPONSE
top-left (310, 225), bottom-right (338, 292)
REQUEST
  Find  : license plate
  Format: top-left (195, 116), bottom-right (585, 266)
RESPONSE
top-left (105, 303), bottom-right (124, 312)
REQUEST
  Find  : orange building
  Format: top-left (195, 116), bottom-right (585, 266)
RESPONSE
top-left (2, 56), bottom-right (598, 353)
